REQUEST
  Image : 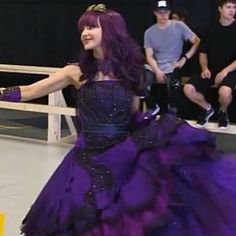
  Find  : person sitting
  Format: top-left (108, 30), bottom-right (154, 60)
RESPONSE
top-left (144, 0), bottom-right (200, 115)
top-left (184, 0), bottom-right (236, 129)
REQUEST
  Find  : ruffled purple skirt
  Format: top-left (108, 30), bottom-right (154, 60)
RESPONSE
top-left (21, 114), bottom-right (236, 236)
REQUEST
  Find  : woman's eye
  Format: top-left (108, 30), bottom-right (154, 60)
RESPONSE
top-left (88, 25), bottom-right (95, 30)
top-left (81, 25), bottom-right (97, 32)
top-left (84, 25), bottom-right (95, 30)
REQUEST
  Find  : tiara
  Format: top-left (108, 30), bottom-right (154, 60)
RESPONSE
top-left (86, 4), bottom-right (107, 12)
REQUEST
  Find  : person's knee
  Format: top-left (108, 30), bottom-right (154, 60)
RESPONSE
top-left (219, 86), bottom-right (232, 101)
top-left (183, 84), bottom-right (196, 97)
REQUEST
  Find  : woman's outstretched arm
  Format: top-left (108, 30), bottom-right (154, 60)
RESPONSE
top-left (20, 64), bottom-right (82, 101)
top-left (0, 64), bottom-right (83, 102)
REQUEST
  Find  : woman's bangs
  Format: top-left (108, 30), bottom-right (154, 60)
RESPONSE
top-left (78, 12), bottom-right (99, 31)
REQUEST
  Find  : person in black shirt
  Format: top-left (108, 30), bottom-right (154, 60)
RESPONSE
top-left (183, 0), bottom-right (236, 129)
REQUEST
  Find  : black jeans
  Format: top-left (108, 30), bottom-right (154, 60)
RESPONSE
top-left (142, 68), bottom-right (182, 112)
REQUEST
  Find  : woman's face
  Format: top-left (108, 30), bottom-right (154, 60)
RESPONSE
top-left (80, 19), bottom-right (103, 52)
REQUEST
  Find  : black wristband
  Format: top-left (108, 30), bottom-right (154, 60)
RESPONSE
top-left (183, 54), bottom-right (188, 60)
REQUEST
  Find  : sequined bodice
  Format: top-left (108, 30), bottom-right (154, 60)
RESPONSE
top-left (77, 80), bottom-right (134, 147)
top-left (77, 80), bottom-right (133, 124)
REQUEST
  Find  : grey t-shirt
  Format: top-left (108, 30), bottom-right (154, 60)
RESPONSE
top-left (144, 20), bottom-right (195, 73)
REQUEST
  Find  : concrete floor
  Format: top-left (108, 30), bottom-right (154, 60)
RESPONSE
top-left (0, 137), bottom-right (70, 236)
top-left (0, 109), bottom-right (71, 141)
top-left (215, 132), bottom-right (236, 153)
top-left (0, 109), bottom-right (236, 235)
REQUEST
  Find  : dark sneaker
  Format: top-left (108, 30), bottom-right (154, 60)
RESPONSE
top-left (218, 111), bottom-right (229, 129)
top-left (196, 107), bottom-right (214, 127)
top-left (144, 104), bottom-right (160, 119)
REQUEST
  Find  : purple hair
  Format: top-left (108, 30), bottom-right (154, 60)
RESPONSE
top-left (77, 7), bottom-right (144, 92)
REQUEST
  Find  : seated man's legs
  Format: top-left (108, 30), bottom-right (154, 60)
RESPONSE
top-left (184, 73), bottom-right (214, 126)
top-left (166, 68), bottom-right (182, 114)
top-left (142, 68), bottom-right (160, 116)
top-left (145, 67), bottom-right (183, 115)
top-left (217, 71), bottom-right (236, 128)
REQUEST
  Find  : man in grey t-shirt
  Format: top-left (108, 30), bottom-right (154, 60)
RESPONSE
top-left (144, 0), bottom-right (200, 115)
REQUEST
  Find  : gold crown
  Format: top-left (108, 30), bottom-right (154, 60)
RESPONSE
top-left (86, 3), bottom-right (107, 12)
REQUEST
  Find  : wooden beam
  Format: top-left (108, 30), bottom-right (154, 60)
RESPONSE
top-left (0, 101), bottom-right (76, 116)
top-left (0, 64), bottom-right (60, 75)
top-left (186, 120), bottom-right (236, 135)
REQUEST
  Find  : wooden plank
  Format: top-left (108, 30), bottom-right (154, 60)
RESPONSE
top-left (59, 134), bottom-right (77, 144)
top-left (0, 101), bottom-right (76, 116)
top-left (186, 120), bottom-right (236, 135)
top-left (60, 93), bottom-right (77, 135)
top-left (0, 64), bottom-right (60, 75)
top-left (48, 91), bottom-right (62, 143)
top-left (1, 64), bottom-right (236, 139)
top-left (1, 101), bottom-right (236, 134)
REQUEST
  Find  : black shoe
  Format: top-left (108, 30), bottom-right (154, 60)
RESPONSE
top-left (218, 111), bottom-right (229, 129)
top-left (144, 104), bottom-right (160, 119)
top-left (196, 107), bottom-right (214, 127)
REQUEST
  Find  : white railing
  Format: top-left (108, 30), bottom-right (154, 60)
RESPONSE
top-left (0, 64), bottom-right (235, 144)
top-left (0, 64), bottom-right (76, 143)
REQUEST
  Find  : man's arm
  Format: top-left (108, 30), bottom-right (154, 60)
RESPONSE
top-left (215, 59), bottom-right (236, 84)
top-left (173, 34), bottom-right (200, 69)
top-left (145, 47), bottom-right (160, 74)
top-left (184, 34), bottom-right (200, 60)
top-left (145, 47), bottom-right (166, 83)
top-left (199, 52), bottom-right (208, 71)
top-left (199, 52), bottom-right (211, 79)
top-left (223, 59), bottom-right (236, 73)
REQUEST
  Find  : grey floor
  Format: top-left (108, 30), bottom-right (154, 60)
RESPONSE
top-left (0, 109), bottom-right (236, 235)
top-left (215, 132), bottom-right (236, 153)
top-left (0, 109), bottom-right (71, 141)
top-left (0, 137), bottom-right (71, 236)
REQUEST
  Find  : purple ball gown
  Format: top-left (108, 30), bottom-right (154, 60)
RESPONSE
top-left (21, 80), bottom-right (236, 236)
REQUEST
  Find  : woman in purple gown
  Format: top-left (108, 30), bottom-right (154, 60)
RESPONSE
top-left (1, 3), bottom-right (236, 236)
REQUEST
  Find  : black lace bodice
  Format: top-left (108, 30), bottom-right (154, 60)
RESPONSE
top-left (77, 80), bottom-right (134, 125)
top-left (76, 80), bottom-right (135, 149)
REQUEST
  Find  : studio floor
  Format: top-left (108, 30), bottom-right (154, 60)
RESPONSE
top-left (0, 109), bottom-right (236, 235)
top-left (0, 137), bottom-right (71, 236)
